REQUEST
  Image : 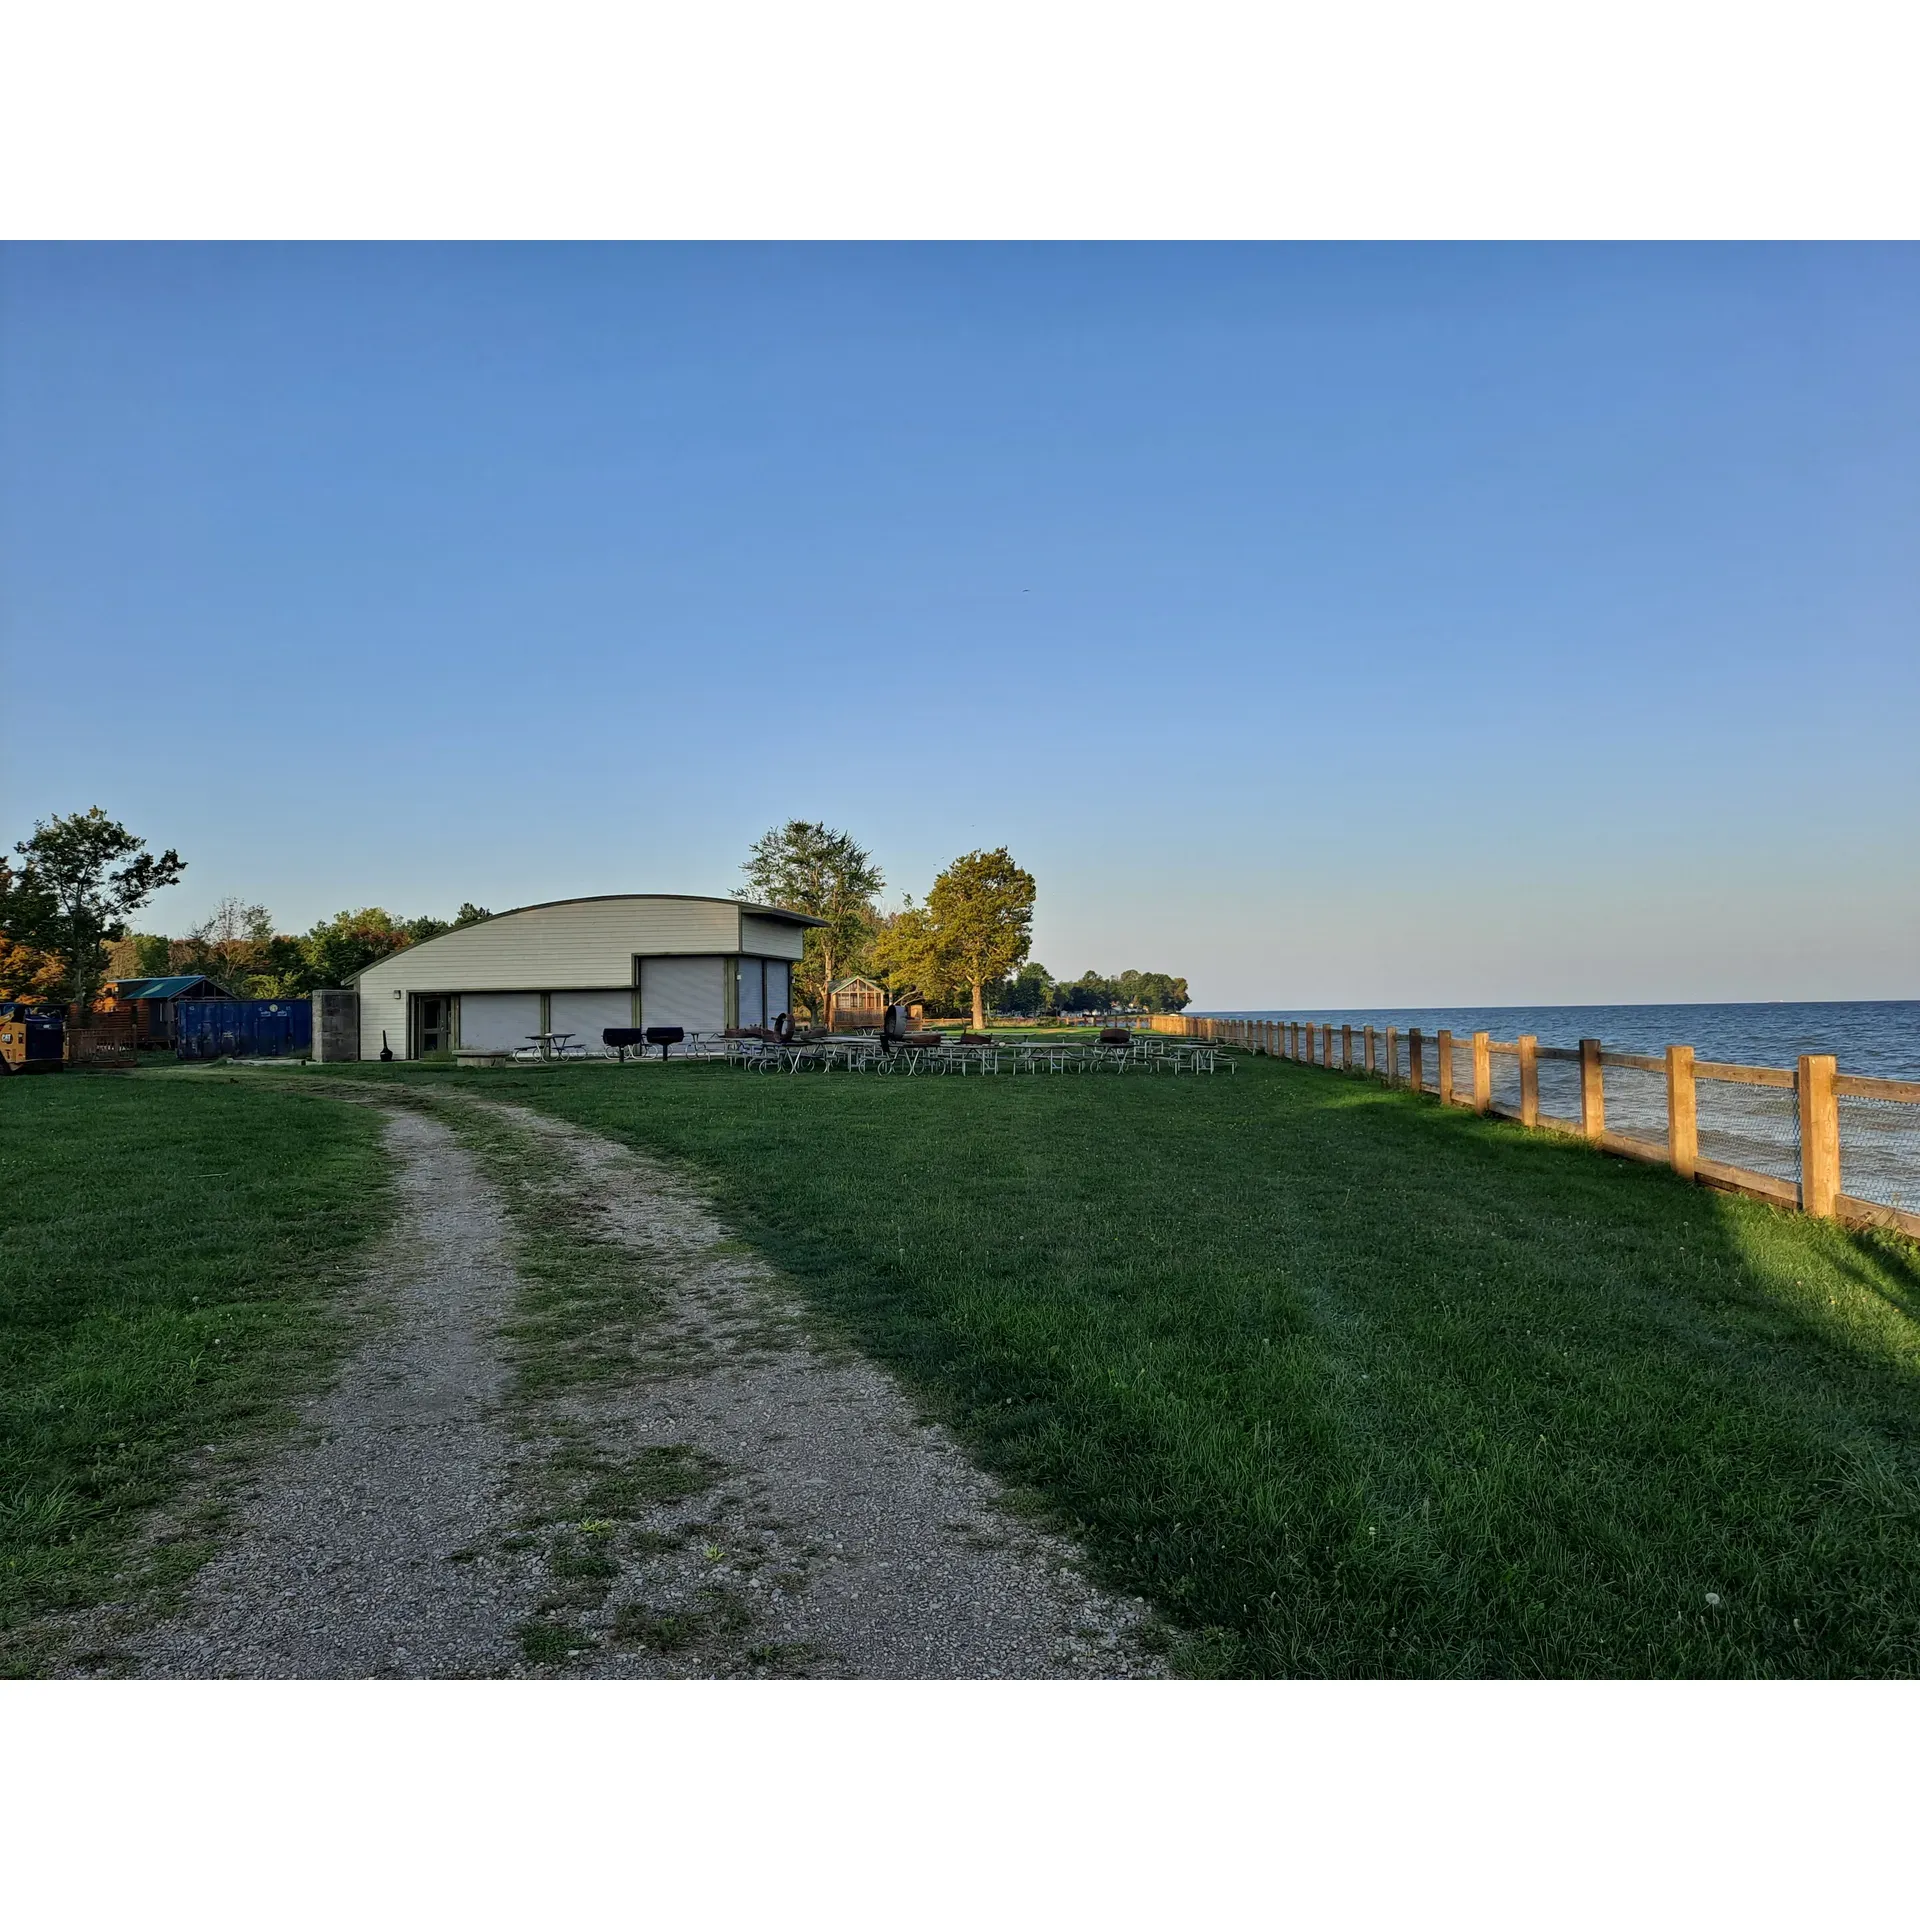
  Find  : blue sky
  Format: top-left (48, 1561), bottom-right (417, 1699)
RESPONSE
top-left (2, 244), bottom-right (1914, 1006)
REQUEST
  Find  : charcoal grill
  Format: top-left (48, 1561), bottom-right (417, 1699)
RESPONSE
top-left (602, 1025), bottom-right (645, 1063)
top-left (644, 1024), bottom-right (685, 1061)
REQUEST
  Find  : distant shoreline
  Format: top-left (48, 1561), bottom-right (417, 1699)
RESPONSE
top-left (1188, 1001), bottom-right (1920, 1081)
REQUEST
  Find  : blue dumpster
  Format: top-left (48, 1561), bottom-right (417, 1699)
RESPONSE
top-left (175, 998), bottom-right (314, 1060)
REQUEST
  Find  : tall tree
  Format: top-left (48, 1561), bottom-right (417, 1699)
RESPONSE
top-left (737, 820), bottom-right (884, 1028)
top-left (178, 896), bottom-right (277, 995)
top-left (0, 931), bottom-right (64, 1001)
top-left (0, 861), bottom-right (65, 1001)
top-left (868, 897), bottom-right (952, 1009)
top-left (5, 810), bottom-right (185, 1023)
top-left (298, 907), bottom-right (413, 988)
top-left (996, 960), bottom-right (1056, 1017)
top-left (927, 847), bottom-right (1036, 1032)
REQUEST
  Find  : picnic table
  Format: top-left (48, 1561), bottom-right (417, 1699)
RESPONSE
top-left (518, 1031), bottom-right (582, 1060)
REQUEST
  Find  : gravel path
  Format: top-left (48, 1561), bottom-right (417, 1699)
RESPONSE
top-left (109, 1089), bottom-right (1162, 1680)
top-left (127, 1106), bottom-right (542, 1677)
top-left (489, 1102), bottom-right (1162, 1678)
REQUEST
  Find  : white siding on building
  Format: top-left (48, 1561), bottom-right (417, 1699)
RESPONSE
top-left (741, 914), bottom-right (805, 961)
top-left (460, 993), bottom-right (542, 1053)
top-left (357, 897), bottom-right (742, 999)
top-left (640, 956), bottom-right (725, 1033)
top-left (549, 990), bottom-right (634, 1056)
top-left (350, 896), bottom-right (815, 1058)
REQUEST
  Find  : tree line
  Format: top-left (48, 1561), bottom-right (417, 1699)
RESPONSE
top-left (2, 806), bottom-right (490, 1015)
top-left (110, 900), bottom-right (496, 1000)
top-left (3, 804), bottom-right (1190, 1026)
top-left (736, 819), bottom-right (1188, 1026)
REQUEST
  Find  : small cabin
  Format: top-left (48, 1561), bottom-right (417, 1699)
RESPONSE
top-left (108, 975), bottom-right (236, 1045)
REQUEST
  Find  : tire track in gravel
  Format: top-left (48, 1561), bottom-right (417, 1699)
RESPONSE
top-left (100, 1086), bottom-right (1164, 1679)
top-left (462, 1096), bottom-right (1164, 1678)
top-left (120, 1104), bottom-right (543, 1677)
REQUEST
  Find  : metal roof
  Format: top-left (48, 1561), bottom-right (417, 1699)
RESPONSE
top-left (110, 975), bottom-right (234, 1000)
top-left (342, 893), bottom-right (827, 982)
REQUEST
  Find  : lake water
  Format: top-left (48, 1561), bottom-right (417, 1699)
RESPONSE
top-left (1198, 1002), bottom-right (1920, 1081)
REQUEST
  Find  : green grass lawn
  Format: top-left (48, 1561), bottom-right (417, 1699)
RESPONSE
top-left (0, 1070), bottom-right (390, 1673)
top-left (414, 1053), bottom-right (1920, 1677)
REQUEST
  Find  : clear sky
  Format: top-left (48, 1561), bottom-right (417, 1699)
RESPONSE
top-left (2, 244), bottom-right (1914, 1007)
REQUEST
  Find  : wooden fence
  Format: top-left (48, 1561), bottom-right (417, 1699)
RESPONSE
top-left (1152, 1013), bottom-right (1920, 1241)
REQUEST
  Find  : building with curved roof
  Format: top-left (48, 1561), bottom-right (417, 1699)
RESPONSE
top-left (339, 894), bottom-right (822, 1061)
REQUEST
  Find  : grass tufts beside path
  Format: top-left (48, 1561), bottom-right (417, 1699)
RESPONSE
top-left (411, 1054), bottom-right (1920, 1677)
top-left (0, 1071), bottom-right (390, 1673)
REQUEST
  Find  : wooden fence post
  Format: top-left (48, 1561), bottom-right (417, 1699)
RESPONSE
top-left (1436, 1030), bottom-right (1454, 1105)
top-left (1518, 1035), bottom-right (1538, 1128)
top-left (1341, 1024), bottom-right (1353, 1070)
top-left (1579, 1038), bottom-right (1604, 1140)
top-left (1364, 1025), bottom-right (1376, 1075)
top-left (1798, 1053), bottom-right (1839, 1217)
top-left (1409, 1028), bottom-right (1423, 1093)
top-left (1666, 1045), bottom-right (1697, 1179)
top-left (1384, 1026), bottom-right (1398, 1086)
top-left (1306, 1022), bottom-right (1317, 1066)
top-left (1323, 1025), bottom-right (1334, 1068)
top-left (1472, 1031), bottom-right (1491, 1113)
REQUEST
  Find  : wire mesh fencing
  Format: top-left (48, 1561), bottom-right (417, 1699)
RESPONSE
top-left (1159, 1013), bottom-right (1920, 1242)
top-left (1535, 1050), bottom-right (1583, 1126)
top-left (1836, 1090), bottom-right (1920, 1217)
top-left (1600, 1056), bottom-right (1669, 1152)
top-left (1695, 1075), bottom-right (1801, 1188)
top-left (1488, 1048), bottom-right (1523, 1118)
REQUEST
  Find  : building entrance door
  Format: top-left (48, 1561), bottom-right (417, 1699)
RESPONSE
top-left (413, 995), bottom-right (451, 1057)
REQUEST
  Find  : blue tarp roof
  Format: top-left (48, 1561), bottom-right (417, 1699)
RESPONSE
top-left (111, 975), bottom-right (234, 1000)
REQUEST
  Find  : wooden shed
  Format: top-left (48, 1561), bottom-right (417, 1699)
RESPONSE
top-left (827, 977), bottom-right (898, 1031)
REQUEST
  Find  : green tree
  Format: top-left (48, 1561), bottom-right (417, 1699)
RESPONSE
top-left (996, 960), bottom-right (1055, 1017)
top-left (299, 907), bottom-right (412, 988)
top-left (1136, 970), bottom-right (1191, 1013)
top-left (927, 847), bottom-right (1036, 1032)
top-left (244, 935), bottom-right (313, 998)
top-left (177, 897), bottom-right (278, 996)
top-left (868, 898), bottom-right (952, 1009)
top-left (5, 810), bottom-right (186, 1022)
top-left (1049, 970), bottom-right (1096, 1014)
top-left (126, 933), bottom-right (173, 977)
top-left (737, 820), bottom-right (884, 1028)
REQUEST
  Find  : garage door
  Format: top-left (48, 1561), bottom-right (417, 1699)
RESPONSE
top-left (736, 959), bottom-right (764, 1029)
top-left (549, 990), bottom-right (634, 1057)
top-left (640, 957), bottom-right (725, 1035)
top-left (459, 993), bottom-right (541, 1052)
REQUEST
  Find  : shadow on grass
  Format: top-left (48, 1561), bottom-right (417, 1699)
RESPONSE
top-left (355, 1055), bottom-right (1920, 1678)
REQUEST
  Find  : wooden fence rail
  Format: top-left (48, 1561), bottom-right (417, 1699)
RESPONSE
top-left (1150, 1013), bottom-right (1920, 1242)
